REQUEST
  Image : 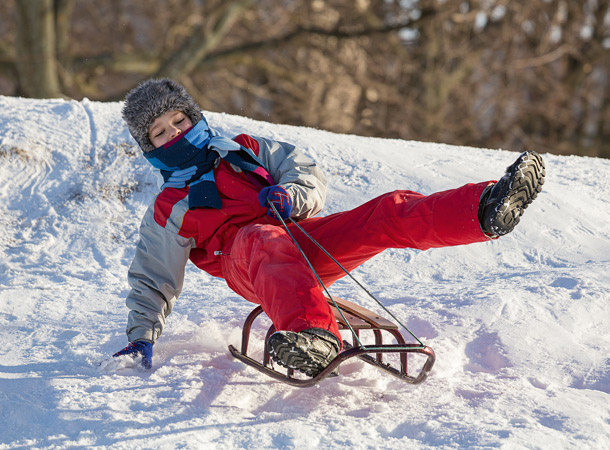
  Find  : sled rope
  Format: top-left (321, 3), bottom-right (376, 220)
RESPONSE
top-left (267, 202), bottom-right (366, 347)
top-left (268, 201), bottom-right (425, 349)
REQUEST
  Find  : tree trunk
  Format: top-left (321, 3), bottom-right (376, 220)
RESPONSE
top-left (15, 0), bottom-right (62, 98)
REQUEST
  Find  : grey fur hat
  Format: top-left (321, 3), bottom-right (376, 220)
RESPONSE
top-left (122, 78), bottom-right (203, 152)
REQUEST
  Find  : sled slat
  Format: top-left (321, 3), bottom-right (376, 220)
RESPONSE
top-left (330, 307), bottom-right (369, 329)
top-left (328, 297), bottom-right (397, 330)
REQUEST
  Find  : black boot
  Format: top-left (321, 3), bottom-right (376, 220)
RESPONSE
top-left (267, 328), bottom-right (340, 377)
top-left (479, 151), bottom-right (545, 237)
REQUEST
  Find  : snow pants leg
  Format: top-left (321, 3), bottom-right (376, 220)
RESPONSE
top-left (221, 182), bottom-right (492, 341)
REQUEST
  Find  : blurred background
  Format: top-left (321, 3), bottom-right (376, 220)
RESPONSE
top-left (0, 0), bottom-right (608, 158)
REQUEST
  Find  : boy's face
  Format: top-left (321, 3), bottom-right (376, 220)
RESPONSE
top-left (148, 110), bottom-right (193, 148)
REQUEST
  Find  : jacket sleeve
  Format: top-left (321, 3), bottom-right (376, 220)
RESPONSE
top-left (125, 204), bottom-right (195, 343)
top-left (254, 136), bottom-right (327, 219)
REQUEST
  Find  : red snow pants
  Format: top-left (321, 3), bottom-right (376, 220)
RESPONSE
top-left (221, 182), bottom-right (492, 341)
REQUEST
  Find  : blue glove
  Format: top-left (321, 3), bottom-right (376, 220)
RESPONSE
top-left (258, 185), bottom-right (293, 220)
top-left (113, 341), bottom-right (153, 369)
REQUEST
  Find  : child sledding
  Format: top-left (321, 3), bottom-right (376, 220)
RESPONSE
top-left (113, 78), bottom-right (545, 383)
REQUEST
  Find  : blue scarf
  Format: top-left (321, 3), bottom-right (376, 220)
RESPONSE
top-left (143, 117), bottom-right (273, 210)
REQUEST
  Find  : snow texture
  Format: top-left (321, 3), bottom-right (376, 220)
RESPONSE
top-left (1, 96), bottom-right (609, 450)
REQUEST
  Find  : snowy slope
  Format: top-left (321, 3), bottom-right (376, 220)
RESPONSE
top-left (0, 95), bottom-right (609, 450)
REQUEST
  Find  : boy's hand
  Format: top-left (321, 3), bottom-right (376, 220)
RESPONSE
top-left (259, 185), bottom-right (293, 220)
top-left (112, 341), bottom-right (153, 369)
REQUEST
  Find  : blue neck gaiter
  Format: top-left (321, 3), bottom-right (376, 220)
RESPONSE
top-left (143, 117), bottom-right (272, 209)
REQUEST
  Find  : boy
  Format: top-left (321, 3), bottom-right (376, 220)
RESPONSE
top-left (113, 78), bottom-right (545, 376)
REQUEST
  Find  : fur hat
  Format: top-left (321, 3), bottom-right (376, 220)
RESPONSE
top-left (122, 78), bottom-right (203, 152)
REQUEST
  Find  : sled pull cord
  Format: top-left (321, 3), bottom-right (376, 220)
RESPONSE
top-left (268, 201), bottom-right (425, 349)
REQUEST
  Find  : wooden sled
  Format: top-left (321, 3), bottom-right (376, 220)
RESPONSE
top-left (229, 297), bottom-right (436, 387)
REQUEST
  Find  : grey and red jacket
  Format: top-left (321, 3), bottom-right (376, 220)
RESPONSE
top-left (125, 134), bottom-right (327, 343)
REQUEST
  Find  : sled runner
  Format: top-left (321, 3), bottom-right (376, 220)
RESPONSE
top-left (228, 296), bottom-right (436, 387)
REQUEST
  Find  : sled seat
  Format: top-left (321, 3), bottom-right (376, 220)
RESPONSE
top-left (228, 297), bottom-right (435, 387)
top-left (329, 296), bottom-right (397, 330)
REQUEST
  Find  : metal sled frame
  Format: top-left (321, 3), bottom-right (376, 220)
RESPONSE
top-left (229, 297), bottom-right (436, 387)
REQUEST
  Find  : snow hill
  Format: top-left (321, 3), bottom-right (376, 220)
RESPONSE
top-left (0, 95), bottom-right (609, 450)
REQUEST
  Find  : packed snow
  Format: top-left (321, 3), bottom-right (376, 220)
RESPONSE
top-left (0, 96), bottom-right (609, 450)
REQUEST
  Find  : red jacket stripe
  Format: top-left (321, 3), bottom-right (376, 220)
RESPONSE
top-left (153, 187), bottom-right (189, 228)
top-left (233, 134), bottom-right (261, 156)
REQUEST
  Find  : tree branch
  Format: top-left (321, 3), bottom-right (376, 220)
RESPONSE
top-left (153, 0), bottom-right (252, 80)
top-left (199, 7), bottom-right (438, 66)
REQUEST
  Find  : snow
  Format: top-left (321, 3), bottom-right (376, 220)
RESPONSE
top-left (1, 95), bottom-right (609, 450)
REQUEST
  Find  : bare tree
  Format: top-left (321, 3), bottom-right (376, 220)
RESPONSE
top-left (1, 0), bottom-right (608, 158)
top-left (15, 0), bottom-right (62, 98)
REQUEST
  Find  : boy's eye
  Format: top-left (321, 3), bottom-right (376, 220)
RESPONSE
top-left (176, 118), bottom-right (184, 124)
top-left (154, 129), bottom-right (164, 138)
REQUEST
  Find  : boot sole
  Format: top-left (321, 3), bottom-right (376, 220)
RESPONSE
top-left (492, 151), bottom-right (545, 235)
top-left (267, 332), bottom-right (328, 377)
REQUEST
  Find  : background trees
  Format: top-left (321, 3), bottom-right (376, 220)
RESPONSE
top-left (1, 0), bottom-right (608, 158)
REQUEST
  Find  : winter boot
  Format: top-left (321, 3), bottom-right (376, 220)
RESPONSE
top-left (267, 328), bottom-right (341, 377)
top-left (479, 150), bottom-right (545, 237)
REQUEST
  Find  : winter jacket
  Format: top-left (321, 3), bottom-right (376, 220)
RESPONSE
top-left (125, 134), bottom-right (327, 343)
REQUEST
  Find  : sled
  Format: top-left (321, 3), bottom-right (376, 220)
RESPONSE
top-left (228, 297), bottom-right (436, 387)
